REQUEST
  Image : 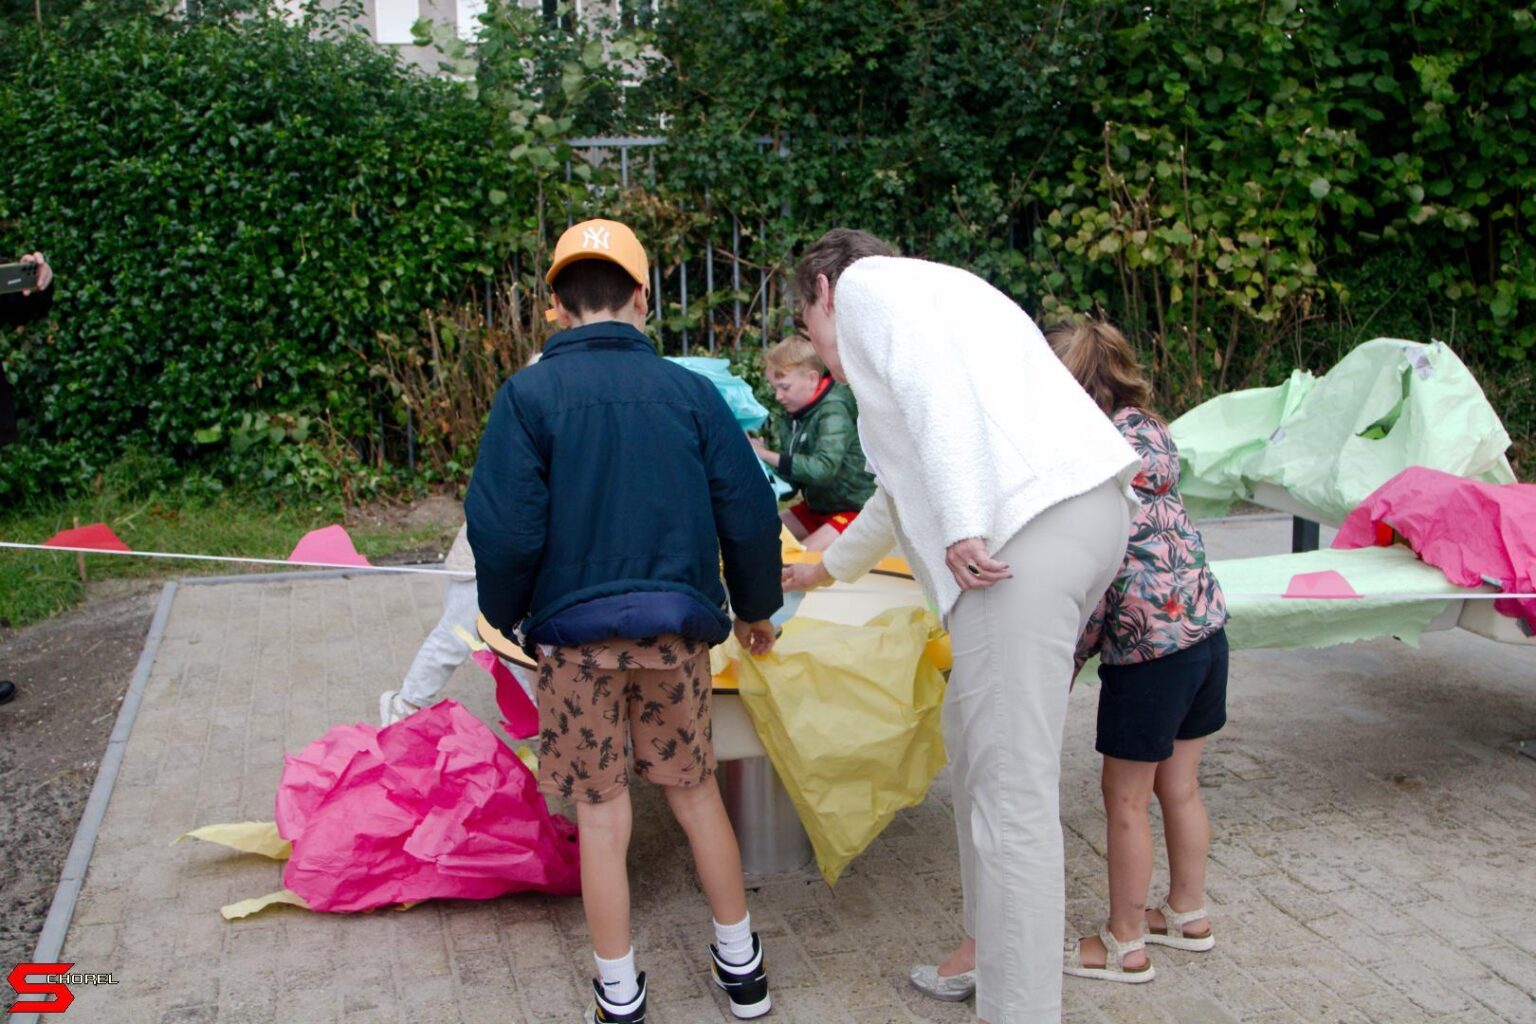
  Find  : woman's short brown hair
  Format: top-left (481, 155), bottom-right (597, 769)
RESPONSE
top-left (1043, 320), bottom-right (1157, 417)
top-left (793, 228), bottom-right (897, 309)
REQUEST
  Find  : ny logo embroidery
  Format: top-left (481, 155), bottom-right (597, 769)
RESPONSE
top-left (581, 225), bottom-right (612, 250)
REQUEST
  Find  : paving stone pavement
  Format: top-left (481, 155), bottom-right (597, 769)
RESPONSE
top-left (30, 517), bottom-right (1536, 1024)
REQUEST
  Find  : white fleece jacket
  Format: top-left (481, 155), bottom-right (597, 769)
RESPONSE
top-left (819, 256), bottom-right (1140, 621)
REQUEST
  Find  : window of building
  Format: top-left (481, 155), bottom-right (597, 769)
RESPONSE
top-left (375, 0), bottom-right (419, 44)
top-left (456, 0), bottom-right (487, 38)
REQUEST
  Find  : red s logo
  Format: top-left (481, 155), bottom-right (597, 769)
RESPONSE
top-left (8, 962), bottom-right (76, 1014)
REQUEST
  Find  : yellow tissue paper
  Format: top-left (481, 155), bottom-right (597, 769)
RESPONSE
top-left (177, 822), bottom-right (303, 920)
top-left (732, 607), bottom-right (949, 885)
top-left (174, 821), bottom-right (291, 861)
top-left (779, 525), bottom-right (912, 577)
top-left (219, 889), bottom-right (309, 921)
top-left (516, 746), bottom-right (539, 775)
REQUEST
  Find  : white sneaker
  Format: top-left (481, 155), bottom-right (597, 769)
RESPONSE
top-left (378, 690), bottom-right (426, 726)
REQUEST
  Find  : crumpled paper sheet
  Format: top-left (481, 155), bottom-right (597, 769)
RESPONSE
top-left (1212, 546), bottom-right (1467, 650)
top-left (184, 701), bottom-right (579, 918)
top-left (275, 701), bottom-right (580, 912)
top-left (1172, 339), bottom-right (1515, 520)
top-left (1333, 467), bottom-right (1536, 631)
top-left (729, 607), bottom-right (948, 885)
top-left (174, 822), bottom-right (307, 920)
top-left (451, 622), bottom-right (539, 739)
top-left (667, 356), bottom-right (793, 498)
top-left (176, 821), bottom-right (291, 860)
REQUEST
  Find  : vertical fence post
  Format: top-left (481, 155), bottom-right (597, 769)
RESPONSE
top-left (678, 260), bottom-right (691, 353)
top-left (680, 227), bottom-right (690, 352)
top-left (776, 138), bottom-right (791, 347)
top-left (731, 215), bottom-right (742, 335)
top-left (758, 220), bottom-right (768, 347)
top-left (653, 261), bottom-right (663, 351)
top-left (705, 192), bottom-right (716, 354)
top-left (406, 410), bottom-right (416, 475)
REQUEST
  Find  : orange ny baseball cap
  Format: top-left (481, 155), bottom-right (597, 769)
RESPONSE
top-left (544, 218), bottom-right (650, 321)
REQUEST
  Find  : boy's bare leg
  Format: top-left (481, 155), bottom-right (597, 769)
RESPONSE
top-left (664, 780), bottom-right (748, 925)
top-left (1148, 737), bottom-right (1212, 937)
top-left (801, 523), bottom-right (841, 552)
top-left (576, 791), bottom-right (635, 959)
top-left (778, 508), bottom-right (810, 542)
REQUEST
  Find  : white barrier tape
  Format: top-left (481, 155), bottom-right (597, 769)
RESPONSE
top-left (1223, 591), bottom-right (1536, 602)
top-left (0, 541), bottom-right (468, 576)
top-left (3, 541), bottom-right (1534, 604)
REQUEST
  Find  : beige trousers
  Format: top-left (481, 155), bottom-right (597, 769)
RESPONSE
top-left (945, 480), bottom-right (1129, 1023)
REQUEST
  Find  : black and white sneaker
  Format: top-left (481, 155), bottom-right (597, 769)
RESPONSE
top-left (710, 934), bottom-right (771, 1019)
top-left (583, 972), bottom-right (647, 1023)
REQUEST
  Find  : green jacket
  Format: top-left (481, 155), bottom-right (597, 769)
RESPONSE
top-left (775, 379), bottom-right (876, 514)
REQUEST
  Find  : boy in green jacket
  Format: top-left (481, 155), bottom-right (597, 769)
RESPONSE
top-left (750, 335), bottom-right (876, 550)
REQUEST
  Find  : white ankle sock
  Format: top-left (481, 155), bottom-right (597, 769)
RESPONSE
top-left (713, 914), bottom-right (754, 966)
top-left (595, 948), bottom-right (639, 1006)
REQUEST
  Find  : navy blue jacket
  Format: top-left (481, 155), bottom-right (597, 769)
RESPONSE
top-left (466, 322), bottom-right (783, 652)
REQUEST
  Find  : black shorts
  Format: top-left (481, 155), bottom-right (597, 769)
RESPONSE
top-left (1096, 628), bottom-right (1228, 763)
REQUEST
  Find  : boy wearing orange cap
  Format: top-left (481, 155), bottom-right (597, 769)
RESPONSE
top-left (467, 219), bottom-right (782, 1023)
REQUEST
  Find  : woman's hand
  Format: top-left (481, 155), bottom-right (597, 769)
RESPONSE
top-left (946, 537), bottom-right (1011, 591)
top-left (781, 561), bottom-right (831, 592)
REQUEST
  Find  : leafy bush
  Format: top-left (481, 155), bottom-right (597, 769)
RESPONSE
top-left (0, 3), bottom-right (512, 496)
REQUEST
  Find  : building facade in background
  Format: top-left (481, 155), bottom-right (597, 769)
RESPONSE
top-left (360, 0), bottom-right (655, 73)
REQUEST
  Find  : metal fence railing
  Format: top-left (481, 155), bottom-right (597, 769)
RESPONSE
top-left (556, 135), bottom-right (791, 354)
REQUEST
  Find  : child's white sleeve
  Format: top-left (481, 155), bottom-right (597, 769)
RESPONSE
top-left (822, 486), bottom-right (899, 583)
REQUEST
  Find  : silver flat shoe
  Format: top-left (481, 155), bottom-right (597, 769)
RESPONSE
top-left (908, 963), bottom-right (976, 1002)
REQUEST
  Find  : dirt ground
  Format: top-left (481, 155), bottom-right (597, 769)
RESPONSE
top-left (0, 580), bottom-right (160, 967)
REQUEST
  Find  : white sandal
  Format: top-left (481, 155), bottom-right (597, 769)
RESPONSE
top-left (1063, 926), bottom-right (1156, 984)
top-left (1144, 901), bottom-right (1215, 952)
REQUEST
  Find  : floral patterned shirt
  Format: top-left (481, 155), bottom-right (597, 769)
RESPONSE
top-left (1076, 407), bottom-right (1228, 671)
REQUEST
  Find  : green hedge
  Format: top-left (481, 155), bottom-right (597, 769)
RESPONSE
top-left (3, 0), bottom-right (1532, 500)
top-left (0, 7), bottom-right (510, 496)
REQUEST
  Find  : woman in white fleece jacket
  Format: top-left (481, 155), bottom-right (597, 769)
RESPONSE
top-left (784, 230), bottom-right (1139, 1024)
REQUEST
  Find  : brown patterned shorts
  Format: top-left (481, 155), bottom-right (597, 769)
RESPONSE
top-left (534, 634), bottom-right (715, 804)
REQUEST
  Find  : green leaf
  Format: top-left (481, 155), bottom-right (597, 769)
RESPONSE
top-left (1309, 177), bottom-right (1332, 199)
